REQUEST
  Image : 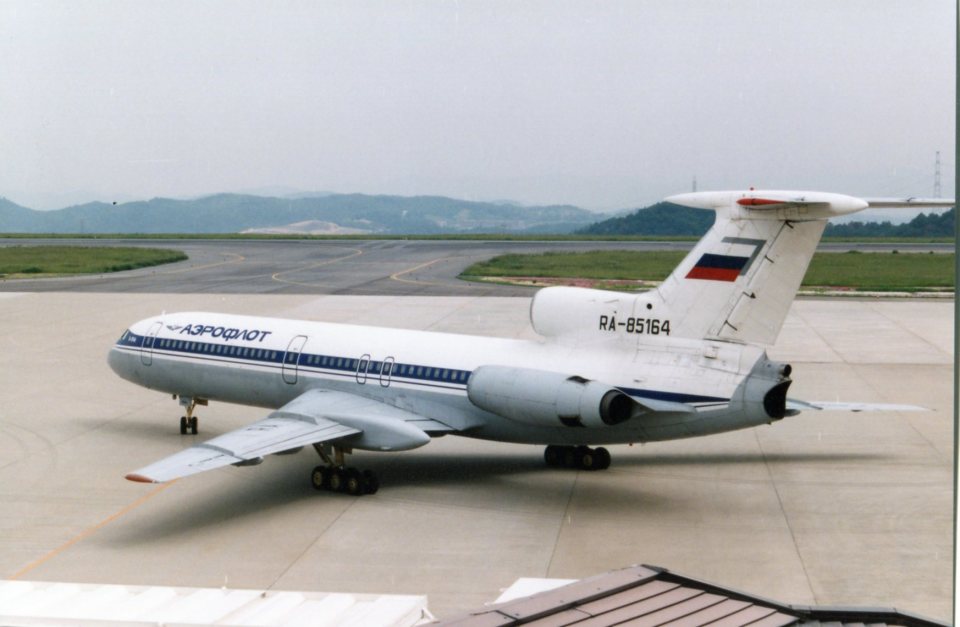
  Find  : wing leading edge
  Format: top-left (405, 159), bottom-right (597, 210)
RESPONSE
top-left (126, 389), bottom-right (441, 483)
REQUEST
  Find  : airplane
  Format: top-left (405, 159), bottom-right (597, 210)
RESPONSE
top-left (109, 190), bottom-right (953, 496)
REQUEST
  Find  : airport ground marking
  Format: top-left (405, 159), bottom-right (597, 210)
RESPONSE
top-left (391, 257), bottom-right (463, 287)
top-left (8, 481), bottom-right (176, 580)
top-left (153, 252), bottom-right (246, 277)
top-left (73, 251), bottom-right (246, 282)
top-left (545, 471), bottom-right (579, 576)
top-left (270, 247), bottom-right (363, 288)
top-left (752, 429), bottom-right (817, 602)
top-left (103, 251), bottom-right (245, 280)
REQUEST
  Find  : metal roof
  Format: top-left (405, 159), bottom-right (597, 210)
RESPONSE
top-left (437, 565), bottom-right (946, 627)
top-left (0, 579), bottom-right (432, 626)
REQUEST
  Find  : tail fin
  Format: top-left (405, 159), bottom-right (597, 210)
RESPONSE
top-left (530, 191), bottom-right (952, 346)
top-left (638, 191), bottom-right (865, 345)
top-left (645, 190), bottom-right (960, 344)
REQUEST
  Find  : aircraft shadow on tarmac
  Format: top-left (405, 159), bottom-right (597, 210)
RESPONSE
top-left (107, 446), bottom-right (885, 544)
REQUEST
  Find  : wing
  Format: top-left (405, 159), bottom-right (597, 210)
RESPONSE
top-left (786, 398), bottom-right (927, 414)
top-left (127, 389), bottom-right (443, 483)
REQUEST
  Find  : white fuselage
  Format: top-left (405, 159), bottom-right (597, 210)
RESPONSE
top-left (109, 310), bottom-right (784, 447)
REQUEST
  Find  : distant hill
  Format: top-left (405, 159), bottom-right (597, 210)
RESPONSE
top-left (0, 193), bottom-right (602, 235)
top-left (0, 198), bottom-right (40, 232)
top-left (580, 202), bottom-right (955, 238)
top-left (577, 202), bottom-right (713, 236)
top-left (824, 208), bottom-right (954, 238)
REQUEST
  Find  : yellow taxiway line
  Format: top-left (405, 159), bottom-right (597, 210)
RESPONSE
top-left (270, 248), bottom-right (363, 288)
top-left (8, 481), bottom-right (177, 580)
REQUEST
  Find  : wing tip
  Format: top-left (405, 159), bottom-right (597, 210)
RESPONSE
top-left (125, 473), bottom-right (159, 484)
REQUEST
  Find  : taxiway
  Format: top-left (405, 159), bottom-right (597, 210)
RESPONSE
top-left (0, 291), bottom-right (952, 620)
top-left (0, 237), bottom-right (952, 295)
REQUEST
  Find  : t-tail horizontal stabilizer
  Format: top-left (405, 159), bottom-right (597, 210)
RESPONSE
top-left (864, 197), bottom-right (955, 209)
top-left (786, 399), bottom-right (928, 414)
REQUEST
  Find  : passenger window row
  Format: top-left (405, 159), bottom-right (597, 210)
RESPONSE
top-left (129, 332), bottom-right (472, 384)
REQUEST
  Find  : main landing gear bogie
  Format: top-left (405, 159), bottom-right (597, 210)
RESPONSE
top-left (544, 445), bottom-right (612, 471)
top-left (311, 465), bottom-right (379, 496)
top-left (310, 443), bottom-right (379, 497)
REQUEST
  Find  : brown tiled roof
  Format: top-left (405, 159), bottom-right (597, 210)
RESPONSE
top-left (437, 565), bottom-right (945, 627)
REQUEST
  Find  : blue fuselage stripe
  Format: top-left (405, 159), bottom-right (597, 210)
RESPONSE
top-left (115, 331), bottom-right (728, 405)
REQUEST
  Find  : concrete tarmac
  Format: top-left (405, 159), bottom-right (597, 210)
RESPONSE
top-left (0, 238), bottom-right (952, 295)
top-left (0, 292), bottom-right (952, 620)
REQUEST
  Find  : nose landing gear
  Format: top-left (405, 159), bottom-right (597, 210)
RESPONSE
top-left (310, 443), bottom-right (379, 496)
top-left (544, 445), bottom-right (611, 471)
top-left (176, 396), bottom-right (207, 435)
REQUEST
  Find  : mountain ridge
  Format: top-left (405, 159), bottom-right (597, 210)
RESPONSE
top-left (0, 193), bottom-right (603, 235)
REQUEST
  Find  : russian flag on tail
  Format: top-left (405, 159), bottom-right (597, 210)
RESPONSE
top-left (685, 253), bottom-right (749, 282)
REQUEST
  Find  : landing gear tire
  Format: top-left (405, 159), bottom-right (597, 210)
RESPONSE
top-left (328, 468), bottom-right (345, 492)
top-left (362, 470), bottom-right (380, 495)
top-left (311, 466), bottom-right (327, 491)
top-left (577, 446), bottom-right (596, 470)
top-left (175, 397), bottom-right (205, 435)
top-left (594, 447), bottom-right (611, 470)
top-left (343, 469), bottom-right (363, 496)
top-left (543, 445), bottom-right (612, 471)
top-left (544, 445), bottom-right (563, 467)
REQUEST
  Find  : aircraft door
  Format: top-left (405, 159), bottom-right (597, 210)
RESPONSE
top-left (380, 357), bottom-right (395, 387)
top-left (140, 321), bottom-right (163, 366)
top-left (356, 354), bottom-right (371, 384)
top-left (282, 335), bottom-right (308, 384)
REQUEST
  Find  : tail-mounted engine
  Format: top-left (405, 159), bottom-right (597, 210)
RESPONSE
top-left (467, 366), bottom-right (634, 428)
top-left (742, 357), bottom-right (793, 421)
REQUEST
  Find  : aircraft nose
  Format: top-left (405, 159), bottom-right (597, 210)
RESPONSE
top-left (107, 346), bottom-right (124, 375)
top-left (107, 344), bottom-right (137, 382)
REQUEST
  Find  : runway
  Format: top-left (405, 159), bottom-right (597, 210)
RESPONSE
top-left (0, 291), bottom-right (952, 620)
top-left (0, 237), bottom-right (953, 295)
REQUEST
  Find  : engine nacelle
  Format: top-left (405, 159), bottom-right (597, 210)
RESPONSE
top-left (741, 357), bottom-right (793, 421)
top-left (467, 365), bottom-right (634, 428)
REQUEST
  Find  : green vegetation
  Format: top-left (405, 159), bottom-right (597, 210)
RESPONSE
top-left (577, 202), bottom-right (714, 236)
top-left (461, 250), bottom-right (955, 292)
top-left (0, 246), bottom-right (188, 278)
top-left (804, 251), bottom-right (954, 290)
top-left (825, 208), bottom-right (954, 238)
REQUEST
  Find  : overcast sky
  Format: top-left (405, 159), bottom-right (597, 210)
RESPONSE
top-left (0, 1), bottom-right (954, 211)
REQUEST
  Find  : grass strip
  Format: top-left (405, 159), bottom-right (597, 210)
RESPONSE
top-left (0, 246), bottom-right (187, 277)
top-left (461, 250), bottom-right (955, 291)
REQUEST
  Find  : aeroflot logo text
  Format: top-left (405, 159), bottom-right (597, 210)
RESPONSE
top-left (168, 324), bottom-right (273, 343)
